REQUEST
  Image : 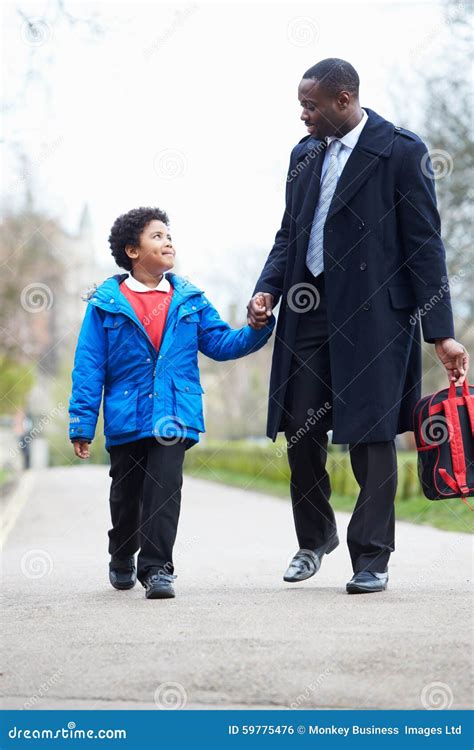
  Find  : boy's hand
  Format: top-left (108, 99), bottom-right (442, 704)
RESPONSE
top-left (73, 440), bottom-right (91, 459)
top-left (247, 292), bottom-right (274, 330)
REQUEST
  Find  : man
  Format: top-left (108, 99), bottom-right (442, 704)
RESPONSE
top-left (247, 58), bottom-right (469, 594)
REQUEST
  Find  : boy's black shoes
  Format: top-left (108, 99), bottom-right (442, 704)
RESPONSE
top-left (283, 533), bottom-right (339, 582)
top-left (346, 570), bottom-right (388, 594)
top-left (109, 556), bottom-right (137, 590)
top-left (142, 572), bottom-right (176, 599)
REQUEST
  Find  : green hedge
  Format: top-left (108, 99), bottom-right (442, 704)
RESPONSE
top-left (184, 441), bottom-right (422, 502)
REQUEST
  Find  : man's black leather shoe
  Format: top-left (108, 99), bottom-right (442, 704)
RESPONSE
top-left (284, 533), bottom-right (339, 582)
top-left (109, 556), bottom-right (137, 590)
top-left (142, 572), bottom-right (176, 599)
top-left (346, 570), bottom-right (388, 594)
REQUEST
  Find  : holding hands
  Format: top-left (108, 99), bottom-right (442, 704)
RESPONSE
top-left (247, 292), bottom-right (274, 330)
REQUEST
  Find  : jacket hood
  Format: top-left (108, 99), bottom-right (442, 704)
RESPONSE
top-left (84, 272), bottom-right (205, 313)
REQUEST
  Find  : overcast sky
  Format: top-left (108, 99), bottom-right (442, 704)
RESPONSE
top-left (3, 0), bottom-right (450, 304)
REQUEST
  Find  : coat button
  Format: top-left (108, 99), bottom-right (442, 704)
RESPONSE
top-left (191, 305), bottom-right (196, 310)
top-left (124, 390), bottom-right (128, 395)
top-left (146, 358), bottom-right (151, 363)
top-left (360, 262), bottom-right (367, 270)
top-left (363, 302), bottom-right (371, 311)
top-left (148, 393), bottom-right (153, 398)
top-left (185, 386), bottom-right (190, 392)
top-left (109, 298), bottom-right (115, 303)
top-left (114, 321), bottom-right (119, 327)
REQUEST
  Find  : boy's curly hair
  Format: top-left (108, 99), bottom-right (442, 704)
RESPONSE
top-left (108, 206), bottom-right (170, 271)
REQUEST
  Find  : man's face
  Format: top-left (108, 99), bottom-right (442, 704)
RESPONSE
top-left (298, 78), bottom-right (349, 141)
top-left (127, 219), bottom-right (176, 275)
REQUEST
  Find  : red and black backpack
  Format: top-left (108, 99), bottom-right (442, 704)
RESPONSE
top-left (413, 379), bottom-right (474, 509)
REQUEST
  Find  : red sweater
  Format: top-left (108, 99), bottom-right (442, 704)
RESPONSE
top-left (120, 281), bottom-right (174, 352)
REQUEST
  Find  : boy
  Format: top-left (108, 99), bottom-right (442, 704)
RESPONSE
top-left (69, 206), bottom-right (274, 599)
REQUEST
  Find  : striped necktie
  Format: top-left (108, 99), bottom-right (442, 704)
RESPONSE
top-left (306, 139), bottom-right (342, 277)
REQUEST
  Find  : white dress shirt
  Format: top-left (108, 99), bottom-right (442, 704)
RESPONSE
top-left (123, 274), bottom-right (171, 293)
top-left (321, 108), bottom-right (368, 180)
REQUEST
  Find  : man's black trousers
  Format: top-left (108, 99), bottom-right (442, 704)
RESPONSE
top-left (282, 270), bottom-right (397, 574)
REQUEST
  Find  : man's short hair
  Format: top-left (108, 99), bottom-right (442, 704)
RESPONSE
top-left (302, 58), bottom-right (360, 97)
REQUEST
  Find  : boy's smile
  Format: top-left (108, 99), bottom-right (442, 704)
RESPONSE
top-left (125, 219), bottom-right (175, 286)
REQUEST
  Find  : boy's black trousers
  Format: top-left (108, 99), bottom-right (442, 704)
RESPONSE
top-left (107, 437), bottom-right (194, 583)
top-left (282, 270), bottom-right (397, 574)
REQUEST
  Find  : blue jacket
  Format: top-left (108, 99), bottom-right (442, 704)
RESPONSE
top-left (69, 273), bottom-right (275, 448)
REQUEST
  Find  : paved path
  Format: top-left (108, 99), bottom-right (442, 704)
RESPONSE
top-left (1, 466), bottom-right (472, 710)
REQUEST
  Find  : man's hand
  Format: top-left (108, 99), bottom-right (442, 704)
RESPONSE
top-left (247, 292), bottom-right (274, 330)
top-left (434, 338), bottom-right (469, 385)
top-left (73, 440), bottom-right (91, 459)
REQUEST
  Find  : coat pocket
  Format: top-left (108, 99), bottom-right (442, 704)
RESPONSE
top-left (172, 375), bottom-right (205, 432)
top-left (387, 285), bottom-right (417, 310)
top-left (104, 385), bottom-right (139, 436)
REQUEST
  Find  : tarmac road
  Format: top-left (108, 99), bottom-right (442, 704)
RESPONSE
top-left (1, 465), bottom-right (472, 710)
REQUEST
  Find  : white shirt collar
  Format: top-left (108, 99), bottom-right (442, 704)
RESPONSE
top-left (328, 108), bottom-right (368, 151)
top-left (124, 273), bottom-right (171, 293)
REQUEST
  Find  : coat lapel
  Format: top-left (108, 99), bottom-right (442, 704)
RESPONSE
top-left (294, 139), bottom-right (327, 239)
top-left (326, 108), bottom-right (395, 221)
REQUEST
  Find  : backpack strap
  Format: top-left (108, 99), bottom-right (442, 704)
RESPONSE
top-left (449, 379), bottom-right (474, 435)
top-left (441, 389), bottom-right (471, 502)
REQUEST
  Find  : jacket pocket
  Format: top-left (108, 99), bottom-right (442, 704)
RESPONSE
top-left (387, 285), bottom-right (417, 310)
top-left (104, 386), bottom-right (139, 436)
top-left (172, 375), bottom-right (205, 432)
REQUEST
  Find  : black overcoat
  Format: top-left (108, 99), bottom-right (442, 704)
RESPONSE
top-left (253, 108), bottom-right (455, 444)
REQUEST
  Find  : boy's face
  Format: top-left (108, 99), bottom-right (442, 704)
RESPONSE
top-left (125, 220), bottom-right (175, 276)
